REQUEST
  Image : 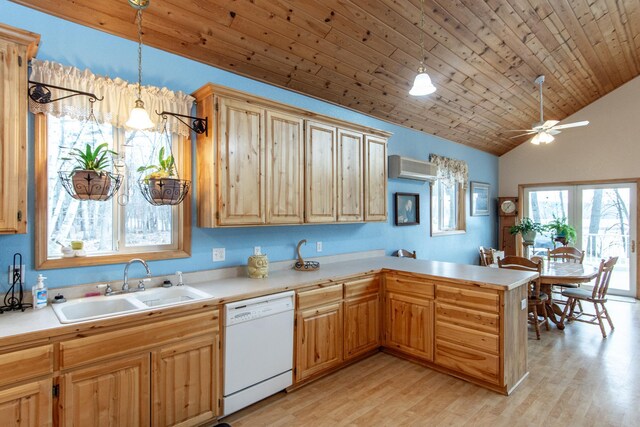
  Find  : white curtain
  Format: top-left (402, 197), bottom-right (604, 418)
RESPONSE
top-left (29, 59), bottom-right (195, 137)
top-left (429, 154), bottom-right (468, 189)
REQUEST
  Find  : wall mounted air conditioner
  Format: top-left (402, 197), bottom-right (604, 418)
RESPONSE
top-left (388, 155), bottom-right (438, 181)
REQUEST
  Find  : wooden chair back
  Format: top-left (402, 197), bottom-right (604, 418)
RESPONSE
top-left (394, 249), bottom-right (417, 259)
top-left (498, 256), bottom-right (543, 299)
top-left (548, 246), bottom-right (584, 264)
top-left (478, 246), bottom-right (494, 266)
top-left (591, 257), bottom-right (618, 300)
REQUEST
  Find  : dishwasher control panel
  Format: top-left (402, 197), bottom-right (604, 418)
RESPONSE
top-left (225, 291), bottom-right (294, 326)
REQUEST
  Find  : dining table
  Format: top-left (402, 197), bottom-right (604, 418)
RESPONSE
top-left (539, 261), bottom-right (598, 329)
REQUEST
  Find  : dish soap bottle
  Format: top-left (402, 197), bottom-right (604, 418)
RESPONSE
top-left (32, 274), bottom-right (48, 309)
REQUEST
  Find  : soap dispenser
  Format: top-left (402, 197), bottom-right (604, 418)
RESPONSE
top-left (32, 274), bottom-right (48, 309)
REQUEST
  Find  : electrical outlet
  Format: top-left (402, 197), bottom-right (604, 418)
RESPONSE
top-left (254, 246), bottom-right (261, 255)
top-left (8, 265), bottom-right (25, 286)
top-left (316, 241), bottom-right (323, 252)
top-left (521, 298), bottom-right (527, 310)
top-left (212, 248), bottom-right (226, 262)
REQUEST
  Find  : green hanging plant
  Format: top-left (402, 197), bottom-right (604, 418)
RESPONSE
top-left (62, 142), bottom-right (117, 175)
top-left (137, 147), bottom-right (176, 182)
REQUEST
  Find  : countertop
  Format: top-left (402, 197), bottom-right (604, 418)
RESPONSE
top-left (0, 256), bottom-right (536, 347)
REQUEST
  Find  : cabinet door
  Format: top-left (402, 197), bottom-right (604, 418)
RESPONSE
top-left (295, 302), bottom-right (343, 382)
top-left (305, 121), bottom-right (336, 223)
top-left (60, 354), bottom-right (150, 427)
top-left (153, 336), bottom-right (219, 427)
top-left (344, 293), bottom-right (379, 360)
top-left (0, 35), bottom-right (31, 234)
top-left (384, 292), bottom-right (433, 361)
top-left (337, 129), bottom-right (363, 222)
top-left (364, 135), bottom-right (387, 221)
top-left (0, 379), bottom-right (52, 427)
top-left (266, 110), bottom-right (304, 224)
top-left (218, 96), bottom-right (265, 225)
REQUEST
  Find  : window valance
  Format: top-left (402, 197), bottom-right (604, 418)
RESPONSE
top-left (28, 59), bottom-right (195, 137)
top-left (429, 154), bottom-right (468, 189)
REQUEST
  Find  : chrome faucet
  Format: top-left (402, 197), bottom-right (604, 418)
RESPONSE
top-left (123, 258), bottom-right (151, 292)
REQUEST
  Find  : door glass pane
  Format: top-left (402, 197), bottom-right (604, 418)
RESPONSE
top-left (527, 189), bottom-right (569, 255)
top-left (581, 188), bottom-right (631, 292)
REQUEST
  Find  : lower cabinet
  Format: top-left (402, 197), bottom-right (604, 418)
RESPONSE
top-left (153, 336), bottom-right (219, 427)
top-left (60, 354), bottom-right (150, 426)
top-left (295, 301), bottom-right (344, 382)
top-left (0, 379), bottom-right (52, 427)
top-left (344, 276), bottom-right (380, 360)
top-left (384, 292), bottom-right (434, 361)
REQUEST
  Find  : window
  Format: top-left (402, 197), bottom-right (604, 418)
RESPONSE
top-left (431, 179), bottom-right (466, 235)
top-left (35, 114), bottom-right (191, 269)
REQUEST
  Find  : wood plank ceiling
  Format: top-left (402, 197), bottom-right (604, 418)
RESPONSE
top-left (11, 0), bottom-right (640, 155)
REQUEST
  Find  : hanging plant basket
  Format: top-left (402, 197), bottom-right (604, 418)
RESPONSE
top-left (59, 170), bottom-right (122, 201)
top-left (138, 177), bottom-right (189, 206)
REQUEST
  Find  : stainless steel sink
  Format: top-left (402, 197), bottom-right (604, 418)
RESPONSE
top-left (52, 286), bottom-right (212, 324)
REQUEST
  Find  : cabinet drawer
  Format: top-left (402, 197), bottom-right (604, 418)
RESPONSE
top-left (0, 345), bottom-right (53, 388)
top-left (344, 276), bottom-right (379, 299)
top-left (436, 302), bottom-right (499, 334)
top-left (385, 274), bottom-right (434, 299)
top-left (435, 322), bottom-right (499, 354)
top-left (435, 339), bottom-right (500, 385)
top-left (60, 310), bottom-right (219, 369)
top-left (436, 285), bottom-right (499, 313)
top-left (297, 284), bottom-right (343, 310)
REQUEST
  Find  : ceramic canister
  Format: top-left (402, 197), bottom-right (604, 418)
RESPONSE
top-left (247, 254), bottom-right (269, 279)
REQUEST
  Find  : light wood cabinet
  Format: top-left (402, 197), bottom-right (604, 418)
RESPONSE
top-left (336, 129), bottom-right (363, 222)
top-left (344, 276), bottom-right (380, 360)
top-left (59, 354), bottom-right (150, 427)
top-left (0, 379), bottom-right (52, 427)
top-left (305, 121), bottom-right (337, 223)
top-left (0, 24), bottom-right (39, 234)
top-left (384, 291), bottom-right (434, 361)
top-left (364, 135), bottom-right (387, 221)
top-left (266, 110), bottom-right (304, 224)
top-left (153, 336), bottom-right (219, 427)
top-left (218, 96), bottom-right (266, 225)
top-left (295, 284), bottom-right (344, 382)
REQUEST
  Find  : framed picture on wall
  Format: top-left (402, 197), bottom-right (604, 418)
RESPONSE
top-left (395, 193), bottom-right (420, 226)
top-left (471, 182), bottom-right (490, 216)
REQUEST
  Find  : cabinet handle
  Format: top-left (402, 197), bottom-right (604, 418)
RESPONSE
top-left (632, 240), bottom-right (636, 253)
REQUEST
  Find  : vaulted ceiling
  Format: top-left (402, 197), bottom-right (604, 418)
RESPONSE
top-left (12, 0), bottom-right (640, 155)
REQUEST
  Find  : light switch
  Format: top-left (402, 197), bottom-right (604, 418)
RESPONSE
top-left (521, 298), bottom-right (527, 310)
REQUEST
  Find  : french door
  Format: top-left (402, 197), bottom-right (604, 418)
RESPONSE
top-left (523, 182), bottom-right (637, 297)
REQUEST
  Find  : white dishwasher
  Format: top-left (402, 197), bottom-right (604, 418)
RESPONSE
top-left (223, 291), bottom-right (295, 416)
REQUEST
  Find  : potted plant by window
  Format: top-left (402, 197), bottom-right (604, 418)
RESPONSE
top-left (545, 216), bottom-right (577, 245)
top-left (137, 147), bottom-right (183, 203)
top-left (509, 217), bottom-right (545, 244)
top-left (62, 143), bottom-right (118, 201)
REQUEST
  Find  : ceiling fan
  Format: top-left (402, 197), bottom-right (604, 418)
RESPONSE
top-left (509, 75), bottom-right (589, 145)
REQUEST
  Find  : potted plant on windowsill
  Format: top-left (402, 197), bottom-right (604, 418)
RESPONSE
top-left (137, 147), bottom-right (183, 204)
top-left (545, 216), bottom-right (577, 246)
top-left (62, 143), bottom-right (118, 201)
top-left (509, 217), bottom-right (545, 245)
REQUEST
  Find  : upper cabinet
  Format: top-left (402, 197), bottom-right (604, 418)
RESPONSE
top-left (193, 84), bottom-right (391, 227)
top-left (0, 24), bottom-right (39, 234)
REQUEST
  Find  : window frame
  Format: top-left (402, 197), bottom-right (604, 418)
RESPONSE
top-left (430, 179), bottom-right (466, 236)
top-left (35, 113), bottom-right (191, 270)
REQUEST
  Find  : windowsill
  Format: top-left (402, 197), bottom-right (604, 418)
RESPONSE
top-left (431, 229), bottom-right (466, 237)
top-left (36, 249), bottom-right (191, 270)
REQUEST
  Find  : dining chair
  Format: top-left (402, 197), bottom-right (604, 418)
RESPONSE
top-left (478, 246), bottom-right (494, 266)
top-left (548, 246), bottom-right (585, 308)
top-left (498, 256), bottom-right (549, 339)
top-left (559, 257), bottom-right (618, 338)
top-left (394, 249), bottom-right (417, 259)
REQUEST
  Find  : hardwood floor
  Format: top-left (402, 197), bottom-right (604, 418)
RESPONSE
top-left (220, 299), bottom-right (639, 426)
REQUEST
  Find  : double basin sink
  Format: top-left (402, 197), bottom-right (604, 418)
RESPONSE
top-left (52, 285), bottom-right (212, 324)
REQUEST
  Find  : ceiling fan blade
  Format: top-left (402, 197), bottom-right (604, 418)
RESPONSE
top-left (551, 120), bottom-right (590, 130)
top-left (509, 131), bottom-right (536, 139)
top-left (543, 120), bottom-right (560, 128)
top-left (504, 129), bottom-right (537, 132)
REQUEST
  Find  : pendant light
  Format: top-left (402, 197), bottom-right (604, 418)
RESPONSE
top-left (409, 0), bottom-right (436, 96)
top-left (125, 0), bottom-right (154, 130)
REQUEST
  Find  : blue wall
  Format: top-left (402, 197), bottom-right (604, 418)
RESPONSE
top-left (0, 1), bottom-right (498, 290)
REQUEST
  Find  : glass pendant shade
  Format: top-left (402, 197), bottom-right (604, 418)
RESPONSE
top-left (531, 132), bottom-right (554, 145)
top-left (409, 67), bottom-right (436, 96)
top-left (126, 99), bottom-right (154, 130)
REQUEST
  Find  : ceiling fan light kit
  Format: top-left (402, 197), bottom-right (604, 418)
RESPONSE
top-left (507, 75), bottom-right (589, 145)
top-left (409, 0), bottom-right (436, 97)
